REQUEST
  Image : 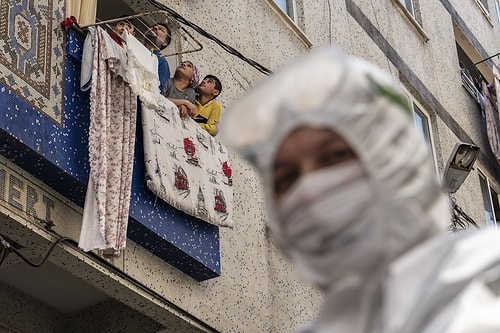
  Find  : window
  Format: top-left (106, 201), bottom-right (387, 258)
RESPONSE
top-left (479, 171), bottom-right (500, 227)
top-left (409, 102), bottom-right (438, 171)
top-left (477, 0), bottom-right (490, 14)
top-left (393, 0), bottom-right (427, 40)
top-left (400, 89), bottom-right (437, 167)
top-left (275, 0), bottom-right (296, 20)
top-left (412, 104), bottom-right (432, 150)
top-left (454, 25), bottom-right (494, 100)
top-left (397, 0), bottom-right (422, 24)
top-left (399, 0), bottom-right (415, 17)
top-left (475, 0), bottom-right (492, 22)
top-left (455, 43), bottom-right (485, 104)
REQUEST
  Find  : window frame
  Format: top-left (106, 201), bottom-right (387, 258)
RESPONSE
top-left (400, 88), bottom-right (439, 175)
top-left (265, 0), bottom-right (312, 48)
top-left (274, 0), bottom-right (297, 21)
top-left (477, 0), bottom-right (490, 15)
top-left (475, 0), bottom-right (494, 25)
top-left (479, 170), bottom-right (500, 227)
top-left (392, 0), bottom-right (429, 41)
top-left (410, 101), bottom-right (439, 174)
top-left (399, 0), bottom-right (416, 17)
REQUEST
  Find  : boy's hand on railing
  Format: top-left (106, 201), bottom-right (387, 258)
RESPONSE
top-left (178, 104), bottom-right (189, 118)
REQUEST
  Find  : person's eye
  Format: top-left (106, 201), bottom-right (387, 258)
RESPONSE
top-left (273, 171), bottom-right (298, 198)
top-left (320, 148), bottom-right (354, 166)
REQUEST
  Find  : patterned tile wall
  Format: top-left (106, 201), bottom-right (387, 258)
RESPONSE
top-left (0, 0), bottom-right (64, 125)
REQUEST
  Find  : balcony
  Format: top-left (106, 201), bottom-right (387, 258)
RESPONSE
top-left (0, 27), bottom-right (220, 281)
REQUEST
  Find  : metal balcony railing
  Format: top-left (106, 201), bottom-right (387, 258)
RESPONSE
top-left (461, 70), bottom-right (481, 104)
top-left (81, 11), bottom-right (203, 57)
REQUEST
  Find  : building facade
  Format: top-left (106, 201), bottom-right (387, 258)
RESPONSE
top-left (1, 0), bottom-right (500, 332)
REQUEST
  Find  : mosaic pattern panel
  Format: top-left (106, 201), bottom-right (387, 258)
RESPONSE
top-left (0, 0), bottom-right (64, 125)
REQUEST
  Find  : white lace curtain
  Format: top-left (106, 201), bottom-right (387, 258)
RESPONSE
top-left (66, 0), bottom-right (97, 25)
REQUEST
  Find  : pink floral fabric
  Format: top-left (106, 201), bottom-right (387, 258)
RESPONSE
top-left (79, 27), bottom-right (137, 257)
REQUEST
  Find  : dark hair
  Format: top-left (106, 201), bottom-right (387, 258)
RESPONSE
top-left (114, 14), bottom-right (132, 26)
top-left (155, 22), bottom-right (171, 47)
top-left (205, 75), bottom-right (222, 95)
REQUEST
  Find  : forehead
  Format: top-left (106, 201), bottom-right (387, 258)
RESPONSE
top-left (152, 24), bottom-right (167, 32)
top-left (180, 61), bottom-right (193, 67)
top-left (275, 127), bottom-right (350, 160)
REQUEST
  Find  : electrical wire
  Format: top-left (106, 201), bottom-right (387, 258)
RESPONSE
top-left (450, 200), bottom-right (480, 231)
top-left (146, 0), bottom-right (273, 76)
top-left (0, 236), bottom-right (9, 267)
top-left (0, 235), bottom-right (71, 268)
top-left (0, 248), bottom-right (6, 267)
top-left (0, 230), bottom-right (218, 331)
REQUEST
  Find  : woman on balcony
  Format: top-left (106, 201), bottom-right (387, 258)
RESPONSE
top-left (163, 60), bottom-right (200, 118)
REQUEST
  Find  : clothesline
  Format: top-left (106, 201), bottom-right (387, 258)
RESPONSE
top-left (460, 52), bottom-right (500, 72)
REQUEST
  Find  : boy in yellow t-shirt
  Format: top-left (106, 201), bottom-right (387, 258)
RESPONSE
top-left (192, 75), bottom-right (222, 136)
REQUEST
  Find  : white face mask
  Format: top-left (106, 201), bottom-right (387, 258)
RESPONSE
top-left (275, 161), bottom-right (384, 290)
top-left (274, 159), bottom-right (436, 291)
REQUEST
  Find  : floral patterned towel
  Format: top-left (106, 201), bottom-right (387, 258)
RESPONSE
top-left (79, 27), bottom-right (137, 257)
top-left (141, 100), bottom-right (234, 227)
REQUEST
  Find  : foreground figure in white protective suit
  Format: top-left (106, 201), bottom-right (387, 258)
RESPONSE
top-left (220, 48), bottom-right (500, 333)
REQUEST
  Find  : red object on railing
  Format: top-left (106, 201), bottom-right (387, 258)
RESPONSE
top-left (61, 16), bottom-right (80, 30)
